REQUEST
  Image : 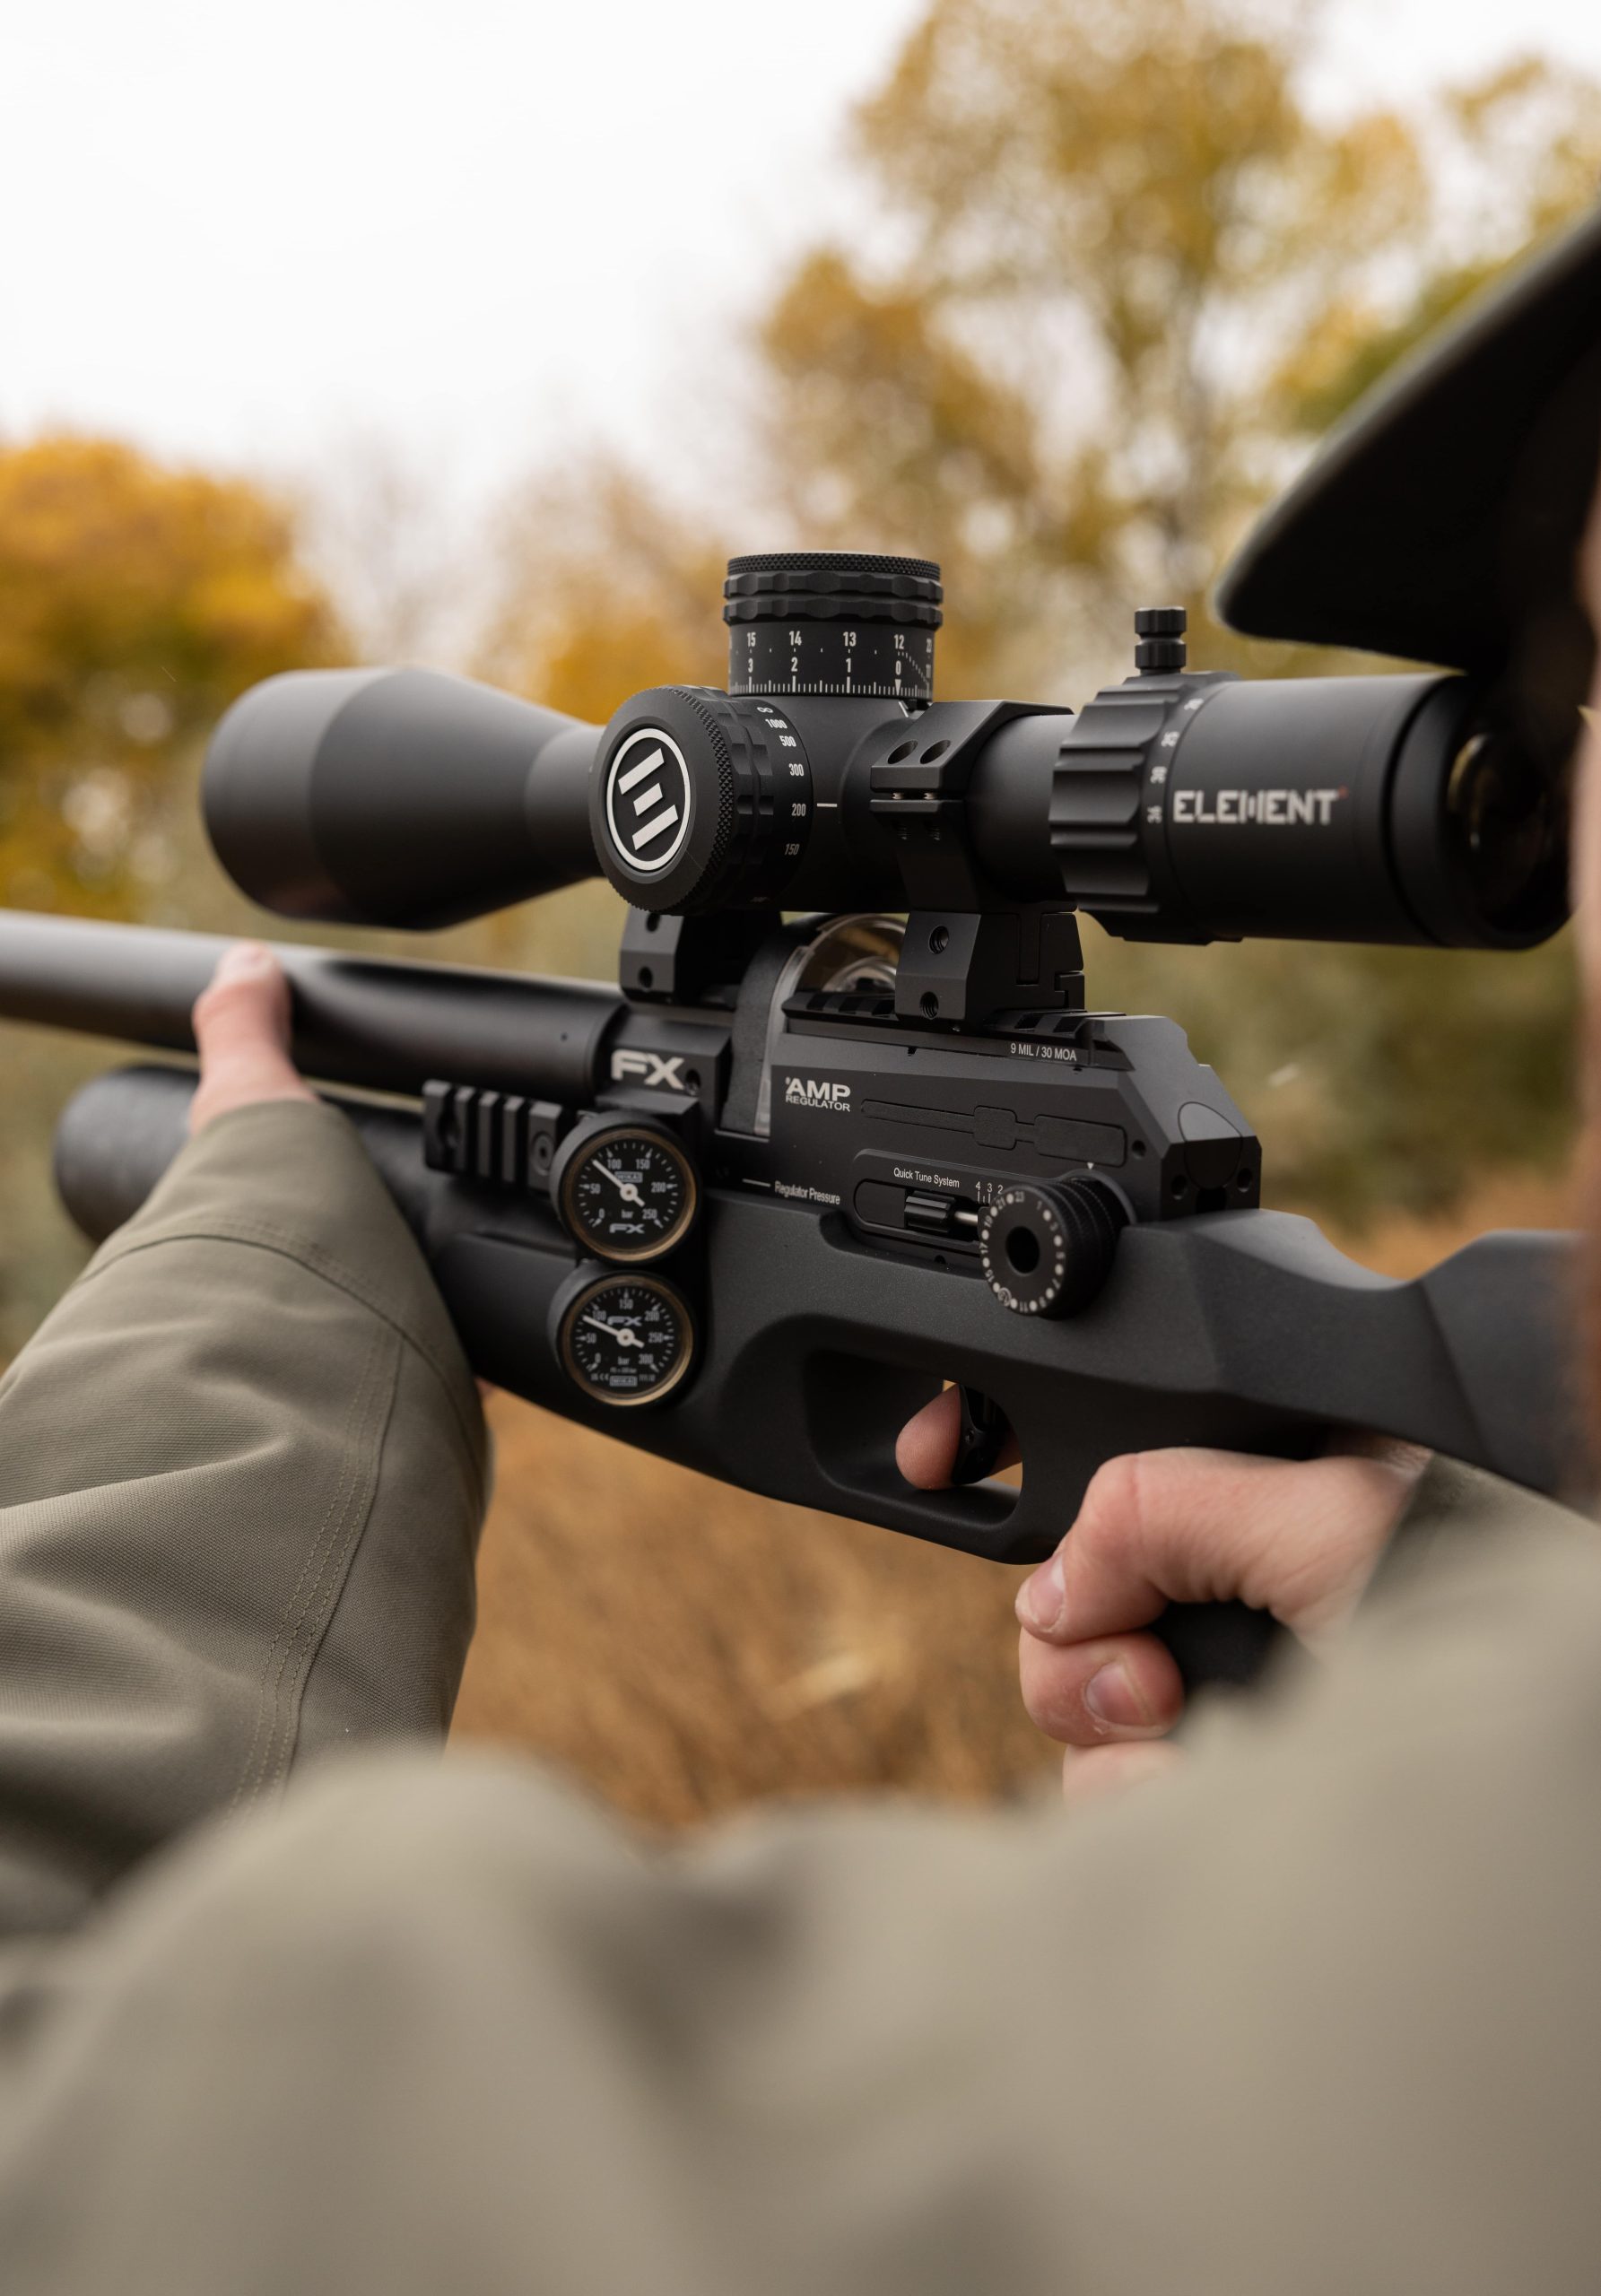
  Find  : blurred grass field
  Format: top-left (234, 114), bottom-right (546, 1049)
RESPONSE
top-left (451, 1166), bottom-right (1576, 1825)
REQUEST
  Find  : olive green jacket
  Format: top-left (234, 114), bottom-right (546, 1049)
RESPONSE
top-left (0, 1101), bottom-right (1596, 2294)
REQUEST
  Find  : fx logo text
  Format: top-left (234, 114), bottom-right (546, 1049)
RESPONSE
top-left (610, 1048), bottom-right (690, 1091)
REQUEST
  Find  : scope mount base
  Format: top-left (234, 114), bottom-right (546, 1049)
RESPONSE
top-left (620, 908), bottom-right (770, 1006)
top-left (861, 696), bottom-right (1086, 1030)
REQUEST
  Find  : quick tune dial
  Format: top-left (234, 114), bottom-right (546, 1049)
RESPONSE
top-left (979, 1178), bottom-right (1129, 1318)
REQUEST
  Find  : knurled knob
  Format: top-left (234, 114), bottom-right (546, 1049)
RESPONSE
top-left (723, 552), bottom-right (944, 630)
top-left (979, 1176), bottom-right (1127, 1317)
top-left (1134, 605), bottom-right (1188, 675)
top-left (724, 552), bottom-right (944, 700)
top-left (590, 686), bottom-right (810, 914)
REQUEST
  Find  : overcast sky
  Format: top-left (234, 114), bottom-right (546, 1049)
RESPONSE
top-left (3, 0), bottom-right (1599, 511)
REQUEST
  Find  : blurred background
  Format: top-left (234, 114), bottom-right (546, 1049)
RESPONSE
top-left (3, 0), bottom-right (1597, 1822)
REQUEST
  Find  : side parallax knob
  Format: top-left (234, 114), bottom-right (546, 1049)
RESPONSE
top-left (979, 1176), bottom-right (1127, 1317)
top-left (589, 684), bottom-right (811, 914)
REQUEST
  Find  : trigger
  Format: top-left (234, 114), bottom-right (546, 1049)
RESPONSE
top-left (952, 1387), bottom-right (1008, 1486)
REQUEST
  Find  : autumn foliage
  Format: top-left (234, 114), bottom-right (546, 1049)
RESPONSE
top-left (478, 7), bottom-right (1597, 1226)
top-left (0, 435), bottom-right (341, 915)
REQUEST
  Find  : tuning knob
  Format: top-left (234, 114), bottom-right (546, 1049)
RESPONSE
top-left (979, 1177), bottom-right (1127, 1317)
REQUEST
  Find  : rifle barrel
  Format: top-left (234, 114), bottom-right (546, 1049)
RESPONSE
top-left (0, 909), bottom-right (625, 1102)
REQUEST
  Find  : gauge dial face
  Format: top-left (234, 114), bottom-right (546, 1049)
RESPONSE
top-left (559, 1126), bottom-right (698, 1263)
top-left (558, 1274), bottom-right (694, 1407)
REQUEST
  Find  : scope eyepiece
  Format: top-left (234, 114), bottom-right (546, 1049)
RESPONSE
top-left (1417, 712), bottom-right (1569, 943)
top-left (1040, 668), bottom-right (1571, 950)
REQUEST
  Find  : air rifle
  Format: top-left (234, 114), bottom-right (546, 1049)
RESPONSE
top-left (4, 207), bottom-right (1599, 1687)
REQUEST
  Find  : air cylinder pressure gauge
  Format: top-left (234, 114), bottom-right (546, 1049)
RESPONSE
top-left (551, 1118), bottom-right (699, 1263)
top-left (555, 1271), bottom-right (696, 1408)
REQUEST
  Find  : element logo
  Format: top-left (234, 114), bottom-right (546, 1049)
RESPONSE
top-left (784, 1076), bottom-right (851, 1111)
top-left (1171, 787), bottom-right (1345, 827)
top-left (604, 728), bottom-right (692, 874)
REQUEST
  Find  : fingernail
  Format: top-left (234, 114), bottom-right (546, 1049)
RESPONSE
top-left (1016, 1553), bottom-right (1065, 1633)
top-left (1084, 1663), bottom-right (1153, 1731)
top-left (214, 943), bottom-right (274, 982)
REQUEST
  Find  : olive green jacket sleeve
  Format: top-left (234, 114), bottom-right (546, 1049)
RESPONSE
top-left (0, 1099), bottom-right (485, 1937)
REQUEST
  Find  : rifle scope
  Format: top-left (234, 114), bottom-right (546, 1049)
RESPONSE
top-left (204, 552), bottom-right (1571, 951)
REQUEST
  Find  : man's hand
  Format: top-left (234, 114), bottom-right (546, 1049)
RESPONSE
top-left (898, 1390), bottom-right (1425, 1802)
top-left (188, 944), bottom-right (317, 1135)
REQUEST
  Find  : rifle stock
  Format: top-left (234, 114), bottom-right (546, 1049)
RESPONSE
top-left (9, 900), bottom-right (1579, 1695)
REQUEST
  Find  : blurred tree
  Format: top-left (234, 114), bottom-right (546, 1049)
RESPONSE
top-left (0, 434), bottom-right (344, 918)
top-left (759, 0), bottom-right (1601, 691)
top-left (483, 0), bottom-right (1600, 1222)
top-left (1272, 54), bottom-right (1601, 435)
top-left (0, 434), bottom-right (344, 1351)
top-left (751, 1), bottom-right (1598, 1219)
top-left (476, 455), bottom-right (729, 722)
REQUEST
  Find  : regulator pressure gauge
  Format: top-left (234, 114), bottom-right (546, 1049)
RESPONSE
top-left (552, 1118), bottom-right (699, 1263)
top-left (556, 1272), bottom-right (695, 1408)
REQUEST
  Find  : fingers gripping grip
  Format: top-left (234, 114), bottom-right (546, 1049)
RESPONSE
top-left (949, 1384), bottom-right (1285, 1691)
top-left (1150, 1600), bottom-right (1281, 1692)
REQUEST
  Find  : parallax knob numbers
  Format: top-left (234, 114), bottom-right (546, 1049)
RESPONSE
top-left (979, 1177), bottom-right (1128, 1317)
